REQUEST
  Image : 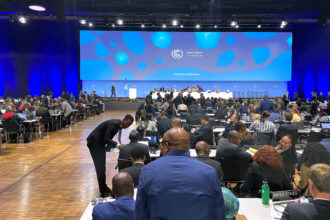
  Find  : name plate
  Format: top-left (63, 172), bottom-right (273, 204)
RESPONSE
top-left (272, 190), bottom-right (300, 202)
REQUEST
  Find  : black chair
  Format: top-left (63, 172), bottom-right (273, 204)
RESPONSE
top-left (197, 132), bottom-right (214, 146)
top-left (3, 120), bottom-right (23, 145)
top-left (117, 159), bottom-right (132, 171)
top-left (253, 132), bottom-right (275, 146)
top-left (307, 131), bottom-right (323, 143)
top-left (219, 157), bottom-right (251, 182)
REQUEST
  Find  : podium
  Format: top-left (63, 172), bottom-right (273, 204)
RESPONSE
top-left (129, 88), bottom-right (137, 99)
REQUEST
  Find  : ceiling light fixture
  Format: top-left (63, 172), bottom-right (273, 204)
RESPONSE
top-left (281, 20), bottom-right (287, 26)
top-left (172, 19), bottom-right (178, 26)
top-left (80, 19), bottom-right (86, 25)
top-left (196, 24), bottom-right (200, 29)
top-left (162, 24), bottom-right (166, 28)
top-left (117, 19), bottom-right (123, 25)
top-left (112, 24), bottom-right (116, 28)
top-left (29, 5), bottom-right (46, 11)
top-left (88, 22), bottom-right (93, 27)
top-left (180, 25), bottom-right (184, 28)
top-left (214, 25), bottom-right (218, 28)
top-left (231, 21), bottom-right (237, 26)
top-left (18, 16), bottom-right (27, 24)
top-left (257, 24), bottom-right (261, 28)
top-left (235, 24), bottom-right (239, 28)
top-left (141, 24), bottom-right (145, 28)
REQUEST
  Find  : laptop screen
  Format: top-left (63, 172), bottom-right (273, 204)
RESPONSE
top-left (17, 113), bottom-right (26, 119)
top-left (321, 123), bottom-right (330, 129)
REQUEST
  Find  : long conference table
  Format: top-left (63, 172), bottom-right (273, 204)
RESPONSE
top-left (81, 188), bottom-right (287, 220)
top-left (152, 91), bottom-right (233, 100)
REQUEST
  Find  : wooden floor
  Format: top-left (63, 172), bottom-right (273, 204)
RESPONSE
top-left (0, 111), bottom-right (135, 220)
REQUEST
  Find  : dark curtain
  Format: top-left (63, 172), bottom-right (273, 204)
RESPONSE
top-left (0, 19), bottom-right (79, 98)
top-left (289, 23), bottom-right (330, 100)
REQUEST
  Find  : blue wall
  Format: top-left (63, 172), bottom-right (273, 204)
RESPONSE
top-left (0, 20), bottom-right (79, 98)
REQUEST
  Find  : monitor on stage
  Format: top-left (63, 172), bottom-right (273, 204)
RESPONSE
top-left (80, 31), bottom-right (292, 81)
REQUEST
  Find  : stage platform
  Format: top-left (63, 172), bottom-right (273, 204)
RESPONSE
top-left (105, 101), bottom-right (143, 111)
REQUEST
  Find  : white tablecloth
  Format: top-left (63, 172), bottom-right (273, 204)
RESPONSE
top-left (81, 194), bottom-right (284, 220)
top-left (152, 91), bottom-right (233, 100)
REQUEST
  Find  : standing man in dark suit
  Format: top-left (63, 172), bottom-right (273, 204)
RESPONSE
top-left (190, 115), bottom-right (213, 147)
top-left (157, 112), bottom-right (173, 138)
top-left (199, 93), bottom-right (206, 107)
top-left (111, 83), bottom-right (116, 98)
top-left (44, 92), bottom-right (53, 108)
top-left (195, 141), bottom-right (223, 181)
top-left (281, 163), bottom-right (330, 220)
top-left (282, 91), bottom-right (290, 108)
top-left (120, 146), bottom-right (146, 186)
top-left (118, 130), bottom-right (151, 163)
top-left (259, 96), bottom-right (274, 113)
top-left (87, 114), bottom-right (134, 197)
top-left (318, 92), bottom-right (325, 103)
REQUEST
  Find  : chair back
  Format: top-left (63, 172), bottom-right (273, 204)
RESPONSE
top-left (253, 132), bottom-right (275, 146)
top-left (117, 159), bottom-right (132, 171)
top-left (198, 132), bottom-right (214, 146)
top-left (219, 157), bottom-right (251, 182)
top-left (3, 120), bottom-right (19, 134)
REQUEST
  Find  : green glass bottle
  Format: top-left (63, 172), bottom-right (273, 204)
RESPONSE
top-left (262, 180), bottom-right (269, 205)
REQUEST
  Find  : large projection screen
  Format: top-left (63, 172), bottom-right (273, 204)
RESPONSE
top-left (80, 31), bottom-right (292, 81)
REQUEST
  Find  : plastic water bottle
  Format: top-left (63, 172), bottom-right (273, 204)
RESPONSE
top-left (262, 180), bottom-right (269, 205)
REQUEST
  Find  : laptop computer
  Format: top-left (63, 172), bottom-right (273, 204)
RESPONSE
top-left (321, 123), bottom-right (330, 129)
top-left (17, 113), bottom-right (26, 119)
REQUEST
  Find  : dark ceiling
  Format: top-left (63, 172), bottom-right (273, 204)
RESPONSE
top-left (0, 0), bottom-right (329, 28)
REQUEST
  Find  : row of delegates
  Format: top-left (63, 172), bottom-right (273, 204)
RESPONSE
top-left (93, 173), bottom-right (242, 220)
top-left (93, 128), bottom-right (245, 220)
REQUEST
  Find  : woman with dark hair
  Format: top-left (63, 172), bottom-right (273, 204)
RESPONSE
top-left (236, 121), bottom-right (253, 146)
top-left (136, 126), bottom-right (148, 141)
top-left (293, 142), bottom-right (330, 195)
top-left (240, 146), bottom-right (292, 197)
top-left (145, 113), bottom-right (157, 132)
top-left (275, 135), bottom-right (297, 179)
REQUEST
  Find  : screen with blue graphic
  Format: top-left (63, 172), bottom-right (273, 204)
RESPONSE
top-left (80, 31), bottom-right (292, 81)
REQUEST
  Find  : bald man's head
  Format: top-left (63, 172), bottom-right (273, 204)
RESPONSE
top-left (112, 172), bottom-right (134, 198)
top-left (228, 130), bottom-right (241, 146)
top-left (172, 118), bottom-right (181, 128)
top-left (195, 141), bottom-right (209, 157)
top-left (161, 128), bottom-right (190, 155)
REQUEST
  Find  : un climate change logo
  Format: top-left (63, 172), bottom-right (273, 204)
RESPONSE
top-left (171, 49), bottom-right (183, 59)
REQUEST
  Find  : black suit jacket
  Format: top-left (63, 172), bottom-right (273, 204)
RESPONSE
top-left (281, 199), bottom-right (330, 220)
top-left (276, 122), bottom-right (298, 140)
top-left (118, 142), bottom-right (151, 162)
top-left (216, 138), bottom-right (252, 162)
top-left (120, 163), bottom-right (144, 186)
top-left (186, 113), bottom-right (201, 125)
top-left (157, 118), bottom-right (172, 138)
top-left (86, 119), bottom-right (121, 148)
top-left (195, 155), bottom-right (223, 182)
top-left (223, 122), bottom-right (239, 138)
top-left (194, 123), bottom-right (213, 145)
top-left (36, 106), bottom-right (51, 123)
